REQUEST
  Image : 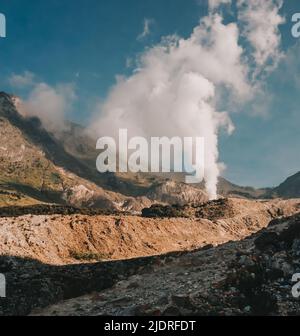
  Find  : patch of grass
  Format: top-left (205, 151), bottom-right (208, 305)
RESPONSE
top-left (69, 251), bottom-right (109, 262)
top-left (50, 172), bottom-right (62, 184)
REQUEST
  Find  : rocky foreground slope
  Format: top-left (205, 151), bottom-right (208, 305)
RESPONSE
top-left (31, 211), bottom-right (300, 317)
top-left (0, 197), bottom-right (299, 316)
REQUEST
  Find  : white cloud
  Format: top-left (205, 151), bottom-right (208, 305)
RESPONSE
top-left (208, 0), bottom-right (284, 76)
top-left (9, 71), bottom-right (35, 88)
top-left (137, 18), bottom-right (154, 41)
top-left (237, 0), bottom-right (284, 75)
top-left (208, 0), bottom-right (231, 11)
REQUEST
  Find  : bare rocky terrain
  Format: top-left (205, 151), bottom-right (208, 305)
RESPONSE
top-left (31, 211), bottom-right (300, 317)
top-left (0, 198), bottom-right (299, 265)
top-left (0, 197), bottom-right (299, 316)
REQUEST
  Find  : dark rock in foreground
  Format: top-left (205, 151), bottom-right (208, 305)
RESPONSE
top-left (0, 204), bottom-right (121, 218)
top-left (2, 212), bottom-right (300, 316)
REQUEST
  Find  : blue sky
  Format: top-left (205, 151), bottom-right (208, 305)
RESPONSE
top-left (0, 0), bottom-right (300, 188)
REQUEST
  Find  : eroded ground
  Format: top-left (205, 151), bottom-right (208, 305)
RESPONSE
top-left (0, 198), bottom-right (299, 265)
top-left (0, 197), bottom-right (299, 316)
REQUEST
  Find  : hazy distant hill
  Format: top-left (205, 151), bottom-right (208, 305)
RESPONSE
top-left (272, 171), bottom-right (300, 198)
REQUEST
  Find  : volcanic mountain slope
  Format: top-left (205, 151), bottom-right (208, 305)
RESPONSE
top-left (1, 91), bottom-right (298, 207)
top-left (0, 92), bottom-right (134, 209)
top-left (28, 95), bottom-right (269, 202)
top-left (0, 91), bottom-right (241, 208)
top-left (0, 92), bottom-right (209, 208)
top-left (35, 117), bottom-right (298, 201)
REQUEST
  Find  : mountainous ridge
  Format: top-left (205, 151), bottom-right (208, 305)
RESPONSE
top-left (272, 171), bottom-right (300, 198)
top-left (0, 92), bottom-right (128, 209)
top-left (0, 91), bottom-right (299, 210)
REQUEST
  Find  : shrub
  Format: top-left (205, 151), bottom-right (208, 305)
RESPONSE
top-left (141, 204), bottom-right (187, 218)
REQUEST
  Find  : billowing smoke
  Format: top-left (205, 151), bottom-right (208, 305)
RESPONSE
top-left (91, 1), bottom-right (284, 199)
top-left (237, 0), bottom-right (284, 76)
top-left (91, 14), bottom-right (249, 199)
top-left (22, 83), bottom-right (76, 133)
top-left (9, 73), bottom-right (76, 134)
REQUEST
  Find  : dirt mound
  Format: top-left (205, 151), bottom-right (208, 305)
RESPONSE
top-left (0, 198), bottom-right (299, 265)
top-left (195, 198), bottom-right (236, 220)
top-left (141, 197), bottom-right (296, 220)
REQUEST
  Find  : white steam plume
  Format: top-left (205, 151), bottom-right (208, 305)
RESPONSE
top-left (10, 74), bottom-right (76, 133)
top-left (237, 0), bottom-right (284, 75)
top-left (91, 1), bottom-right (284, 199)
top-left (23, 83), bottom-right (76, 132)
top-left (91, 14), bottom-right (250, 199)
